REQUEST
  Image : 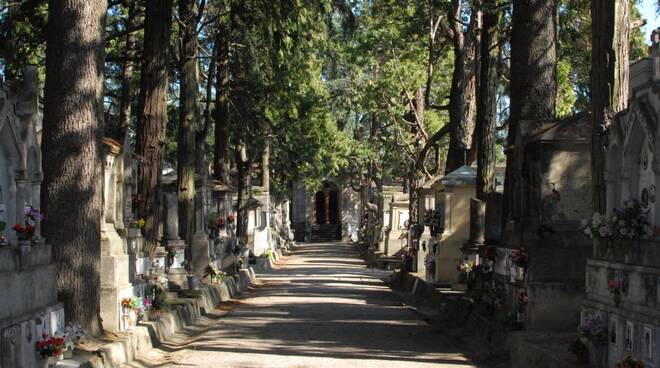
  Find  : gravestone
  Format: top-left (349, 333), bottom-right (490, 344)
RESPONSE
top-left (0, 67), bottom-right (64, 368)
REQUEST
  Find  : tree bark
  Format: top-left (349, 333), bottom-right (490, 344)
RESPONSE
top-left (262, 140), bottom-right (270, 191)
top-left (476, 0), bottom-right (500, 200)
top-left (116, 1), bottom-right (137, 139)
top-left (446, 0), bottom-right (481, 173)
top-left (178, 0), bottom-right (198, 247)
top-left (136, 0), bottom-right (173, 250)
top-left (42, 0), bottom-right (107, 336)
top-left (235, 142), bottom-right (249, 242)
top-left (214, 23), bottom-right (231, 184)
top-left (591, 0), bottom-right (629, 213)
top-left (503, 0), bottom-right (557, 223)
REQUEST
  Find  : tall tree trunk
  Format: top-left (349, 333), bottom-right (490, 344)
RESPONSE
top-left (446, 1), bottom-right (481, 173)
top-left (178, 0), bottom-right (198, 248)
top-left (117, 1), bottom-right (137, 139)
top-left (136, 0), bottom-right (173, 250)
top-left (214, 24), bottom-right (231, 183)
top-left (476, 0), bottom-right (500, 200)
top-left (235, 142), bottom-right (249, 242)
top-left (502, 0), bottom-right (557, 223)
top-left (409, 88), bottom-right (425, 225)
top-left (591, 0), bottom-right (629, 213)
top-left (262, 140), bottom-right (270, 191)
top-left (42, 0), bottom-right (107, 336)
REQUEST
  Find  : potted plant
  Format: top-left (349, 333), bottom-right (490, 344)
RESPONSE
top-left (608, 278), bottom-right (624, 306)
top-left (145, 285), bottom-right (166, 320)
top-left (35, 333), bottom-right (65, 367)
top-left (128, 218), bottom-right (145, 238)
top-left (511, 247), bottom-right (528, 281)
top-left (579, 315), bottom-right (608, 367)
top-left (616, 355), bottom-right (645, 368)
top-left (569, 338), bottom-right (589, 364)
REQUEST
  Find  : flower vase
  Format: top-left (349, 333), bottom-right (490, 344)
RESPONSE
top-left (63, 348), bottom-right (73, 359)
top-left (36, 358), bottom-right (49, 368)
top-left (18, 240), bottom-right (31, 270)
top-left (593, 237), bottom-right (602, 258)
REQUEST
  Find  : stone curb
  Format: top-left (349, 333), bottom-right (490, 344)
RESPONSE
top-left (68, 267), bottom-right (258, 368)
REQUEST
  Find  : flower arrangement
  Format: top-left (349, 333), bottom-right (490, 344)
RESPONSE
top-left (12, 223), bottom-right (35, 241)
top-left (145, 285), bottom-right (166, 311)
top-left (608, 277), bottom-right (626, 306)
top-left (457, 259), bottom-right (474, 274)
top-left (130, 218), bottom-right (146, 229)
top-left (479, 245), bottom-right (497, 261)
top-left (612, 199), bottom-right (652, 240)
top-left (617, 356), bottom-right (645, 368)
top-left (578, 315), bottom-right (608, 341)
top-left (582, 212), bottom-right (615, 239)
top-left (121, 296), bottom-right (144, 311)
top-left (511, 247), bottom-right (528, 268)
top-left (25, 206), bottom-right (44, 222)
top-left (35, 333), bottom-right (65, 359)
top-left (608, 279), bottom-right (623, 294)
top-left (215, 270), bottom-right (228, 283)
top-left (581, 200), bottom-right (652, 241)
top-left (227, 213), bottom-right (236, 224)
top-left (12, 205), bottom-right (43, 242)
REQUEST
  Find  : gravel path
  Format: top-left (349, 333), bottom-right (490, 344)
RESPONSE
top-left (128, 242), bottom-right (478, 368)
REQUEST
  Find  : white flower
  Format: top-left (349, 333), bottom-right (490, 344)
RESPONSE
top-left (620, 228), bottom-right (628, 235)
top-left (599, 227), bottom-right (609, 237)
top-left (592, 213), bottom-right (602, 226)
top-left (581, 219), bottom-right (589, 228)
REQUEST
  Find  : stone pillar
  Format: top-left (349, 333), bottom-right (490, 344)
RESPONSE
top-left (164, 192), bottom-right (188, 289)
top-left (191, 187), bottom-right (211, 280)
top-left (99, 144), bottom-right (133, 332)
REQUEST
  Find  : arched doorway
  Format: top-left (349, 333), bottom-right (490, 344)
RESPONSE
top-left (311, 182), bottom-right (341, 241)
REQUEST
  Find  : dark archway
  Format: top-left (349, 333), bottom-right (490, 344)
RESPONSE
top-left (311, 181), bottom-right (341, 241)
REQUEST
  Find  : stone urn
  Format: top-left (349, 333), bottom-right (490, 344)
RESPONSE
top-left (123, 308), bottom-right (138, 330)
top-left (17, 240), bottom-right (31, 270)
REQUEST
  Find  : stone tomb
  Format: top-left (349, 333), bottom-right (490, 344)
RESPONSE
top-left (430, 165), bottom-right (477, 285)
top-left (497, 111), bottom-right (593, 331)
top-left (0, 67), bottom-right (65, 368)
top-left (583, 29), bottom-right (660, 368)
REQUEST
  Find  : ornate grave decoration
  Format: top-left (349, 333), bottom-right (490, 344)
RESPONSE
top-left (583, 28), bottom-right (660, 368)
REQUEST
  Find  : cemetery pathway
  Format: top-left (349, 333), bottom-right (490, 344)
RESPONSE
top-left (127, 242), bottom-right (479, 367)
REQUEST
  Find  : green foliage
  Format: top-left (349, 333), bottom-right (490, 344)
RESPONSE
top-left (0, 1), bottom-right (48, 84)
top-left (557, 0), bottom-right (648, 114)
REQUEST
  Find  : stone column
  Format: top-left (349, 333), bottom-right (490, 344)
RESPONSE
top-left (191, 186), bottom-right (211, 280)
top-left (164, 192), bottom-right (188, 289)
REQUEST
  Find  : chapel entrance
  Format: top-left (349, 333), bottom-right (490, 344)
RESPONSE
top-left (311, 182), bottom-right (341, 241)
